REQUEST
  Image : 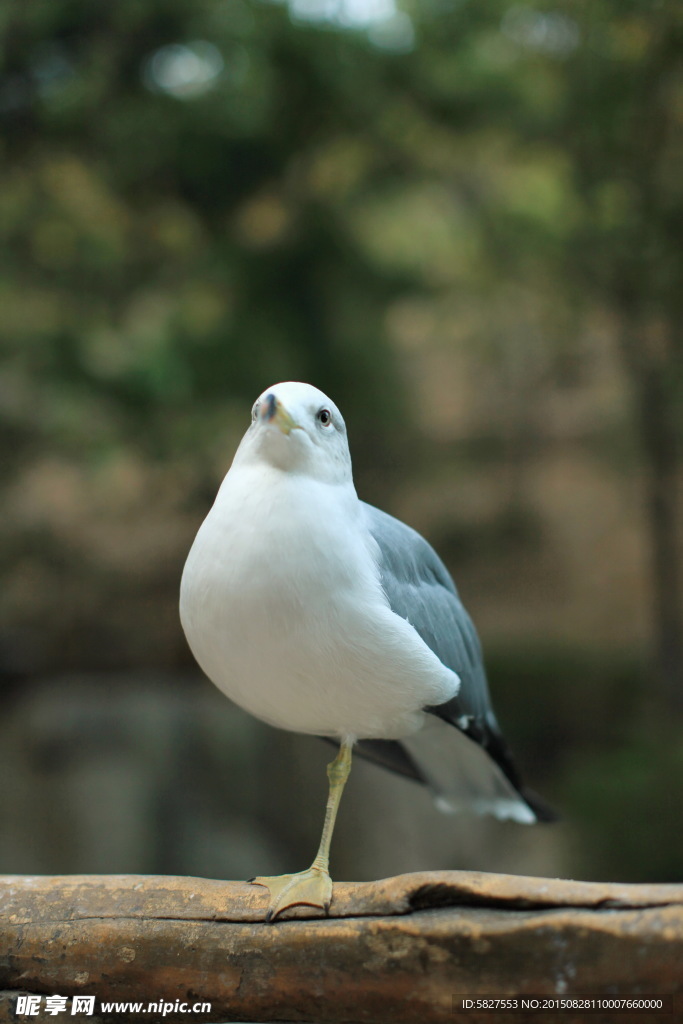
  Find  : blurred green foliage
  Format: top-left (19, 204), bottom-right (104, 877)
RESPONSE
top-left (4, 1), bottom-right (681, 463)
top-left (567, 720), bottom-right (683, 882)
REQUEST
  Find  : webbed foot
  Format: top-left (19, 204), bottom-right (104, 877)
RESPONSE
top-left (249, 865), bottom-right (333, 922)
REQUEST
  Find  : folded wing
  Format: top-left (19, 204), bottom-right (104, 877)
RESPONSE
top-left (357, 502), bottom-right (555, 823)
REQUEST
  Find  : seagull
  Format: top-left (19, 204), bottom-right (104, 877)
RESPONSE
top-left (180, 381), bottom-right (554, 921)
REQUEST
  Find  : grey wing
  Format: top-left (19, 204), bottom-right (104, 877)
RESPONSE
top-left (361, 501), bottom-right (497, 734)
top-left (359, 502), bottom-right (555, 823)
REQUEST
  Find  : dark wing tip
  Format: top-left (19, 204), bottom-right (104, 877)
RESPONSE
top-left (427, 699), bottom-right (558, 823)
top-left (519, 786), bottom-right (559, 824)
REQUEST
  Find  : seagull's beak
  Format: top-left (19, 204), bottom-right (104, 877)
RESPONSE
top-left (260, 393), bottom-right (298, 435)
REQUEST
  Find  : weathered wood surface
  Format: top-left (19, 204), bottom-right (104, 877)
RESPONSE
top-left (1, 871), bottom-right (682, 1023)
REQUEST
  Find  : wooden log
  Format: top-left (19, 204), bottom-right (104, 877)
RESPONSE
top-left (1, 872), bottom-right (682, 1023)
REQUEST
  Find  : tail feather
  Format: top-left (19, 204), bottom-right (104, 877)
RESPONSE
top-left (322, 719), bottom-right (557, 825)
top-left (401, 716), bottom-right (552, 824)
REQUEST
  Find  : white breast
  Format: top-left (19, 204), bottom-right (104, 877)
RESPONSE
top-left (180, 464), bottom-right (458, 740)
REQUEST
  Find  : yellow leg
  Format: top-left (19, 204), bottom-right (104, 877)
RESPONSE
top-left (249, 739), bottom-right (353, 922)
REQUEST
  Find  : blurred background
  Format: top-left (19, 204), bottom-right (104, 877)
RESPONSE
top-left (1, 0), bottom-right (681, 887)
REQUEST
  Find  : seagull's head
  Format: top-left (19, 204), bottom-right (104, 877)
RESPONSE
top-left (234, 381), bottom-right (352, 485)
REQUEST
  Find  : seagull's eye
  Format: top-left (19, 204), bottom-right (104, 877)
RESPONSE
top-left (317, 408), bottom-right (331, 427)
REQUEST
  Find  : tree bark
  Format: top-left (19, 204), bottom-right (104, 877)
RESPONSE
top-left (1, 871), bottom-right (682, 1023)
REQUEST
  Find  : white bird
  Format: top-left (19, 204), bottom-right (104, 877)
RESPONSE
top-left (180, 382), bottom-right (553, 921)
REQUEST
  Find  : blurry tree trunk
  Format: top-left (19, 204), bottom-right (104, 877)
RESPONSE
top-left (618, 304), bottom-right (683, 715)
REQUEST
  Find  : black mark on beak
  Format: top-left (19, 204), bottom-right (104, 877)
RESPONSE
top-left (263, 393), bottom-right (277, 421)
